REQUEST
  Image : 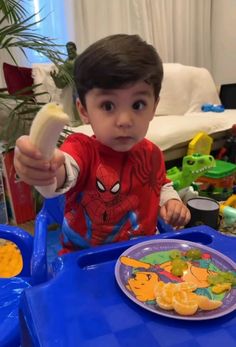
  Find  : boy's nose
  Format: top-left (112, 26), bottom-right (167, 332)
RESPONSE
top-left (116, 111), bottom-right (133, 127)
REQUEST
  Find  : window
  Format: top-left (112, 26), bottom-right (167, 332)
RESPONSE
top-left (26, 0), bottom-right (68, 63)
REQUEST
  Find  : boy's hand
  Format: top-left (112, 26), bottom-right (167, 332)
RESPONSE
top-left (160, 199), bottom-right (191, 228)
top-left (14, 135), bottom-right (65, 187)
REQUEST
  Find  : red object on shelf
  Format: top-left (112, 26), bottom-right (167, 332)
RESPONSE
top-left (2, 150), bottom-right (36, 224)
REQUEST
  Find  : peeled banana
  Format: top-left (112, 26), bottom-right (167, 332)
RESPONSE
top-left (30, 102), bottom-right (69, 160)
top-left (29, 102), bottom-right (69, 197)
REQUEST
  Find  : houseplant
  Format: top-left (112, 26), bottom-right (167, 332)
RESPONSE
top-left (0, 0), bottom-right (72, 220)
top-left (0, 0), bottom-right (72, 149)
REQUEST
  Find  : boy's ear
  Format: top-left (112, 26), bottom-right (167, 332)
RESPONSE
top-left (76, 99), bottom-right (90, 124)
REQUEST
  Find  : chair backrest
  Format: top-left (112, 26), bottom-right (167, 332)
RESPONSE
top-left (31, 195), bottom-right (65, 285)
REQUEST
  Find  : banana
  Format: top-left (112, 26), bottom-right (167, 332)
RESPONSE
top-left (29, 102), bottom-right (70, 197)
top-left (30, 102), bottom-right (69, 160)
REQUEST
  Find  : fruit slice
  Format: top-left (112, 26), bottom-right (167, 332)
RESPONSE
top-left (175, 282), bottom-right (197, 292)
top-left (161, 282), bottom-right (178, 304)
top-left (30, 102), bottom-right (69, 160)
top-left (172, 291), bottom-right (198, 316)
top-left (155, 281), bottom-right (174, 310)
top-left (29, 102), bottom-right (69, 197)
top-left (196, 295), bottom-right (223, 311)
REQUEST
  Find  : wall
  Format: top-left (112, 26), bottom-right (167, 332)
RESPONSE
top-left (212, 0), bottom-right (236, 85)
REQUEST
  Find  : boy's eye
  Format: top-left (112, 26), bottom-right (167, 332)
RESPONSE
top-left (132, 101), bottom-right (146, 110)
top-left (101, 102), bottom-right (114, 111)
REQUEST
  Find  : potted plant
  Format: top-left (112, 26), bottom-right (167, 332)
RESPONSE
top-left (0, 0), bottom-right (71, 222)
top-left (0, 0), bottom-right (72, 149)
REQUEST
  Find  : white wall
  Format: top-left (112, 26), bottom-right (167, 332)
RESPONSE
top-left (212, 0), bottom-right (236, 85)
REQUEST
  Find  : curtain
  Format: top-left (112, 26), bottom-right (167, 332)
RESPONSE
top-left (65, 0), bottom-right (212, 70)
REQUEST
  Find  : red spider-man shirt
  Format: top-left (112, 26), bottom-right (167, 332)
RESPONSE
top-left (59, 133), bottom-right (171, 251)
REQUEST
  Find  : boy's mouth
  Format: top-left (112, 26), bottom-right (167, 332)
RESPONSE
top-left (115, 136), bottom-right (133, 143)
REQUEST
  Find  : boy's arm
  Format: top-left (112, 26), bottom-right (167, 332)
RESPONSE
top-left (159, 182), bottom-right (181, 206)
top-left (159, 182), bottom-right (191, 227)
top-left (36, 152), bottom-right (80, 197)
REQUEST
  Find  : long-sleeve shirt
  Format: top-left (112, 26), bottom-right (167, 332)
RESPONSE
top-left (37, 133), bottom-right (180, 250)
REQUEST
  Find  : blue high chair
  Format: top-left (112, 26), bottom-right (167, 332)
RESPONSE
top-left (0, 195), bottom-right (65, 347)
top-left (0, 224), bottom-right (33, 347)
top-left (0, 194), bottom-right (172, 347)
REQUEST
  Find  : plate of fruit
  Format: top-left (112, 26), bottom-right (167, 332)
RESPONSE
top-left (115, 239), bottom-right (236, 320)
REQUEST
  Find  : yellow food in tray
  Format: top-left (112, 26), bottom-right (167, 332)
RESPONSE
top-left (0, 239), bottom-right (23, 277)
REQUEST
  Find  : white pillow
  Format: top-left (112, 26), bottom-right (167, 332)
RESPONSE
top-left (186, 67), bottom-right (220, 113)
top-left (156, 64), bottom-right (220, 116)
top-left (157, 63), bottom-right (192, 115)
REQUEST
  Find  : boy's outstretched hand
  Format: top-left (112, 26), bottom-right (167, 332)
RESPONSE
top-left (160, 199), bottom-right (191, 228)
top-left (14, 135), bottom-right (65, 187)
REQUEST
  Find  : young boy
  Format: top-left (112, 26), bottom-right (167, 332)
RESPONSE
top-left (14, 34), bottom-right (190, 253)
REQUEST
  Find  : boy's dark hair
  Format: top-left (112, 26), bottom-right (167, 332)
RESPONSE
top-left (74, 34), bottom-right (163, 107)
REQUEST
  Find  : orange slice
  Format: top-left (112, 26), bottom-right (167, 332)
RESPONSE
top-left (161, 282), bottom-right (178, 304)
top-left (156, 295), bottom-right (174, 310)
top-left (175, 282), bottom-right (197, 292)
top-left (155, 281), bottom-right (174, 310)
top-left (196, 295), bottom-right (223, 311)
top-left (172, 291), bottom-right (198, 316)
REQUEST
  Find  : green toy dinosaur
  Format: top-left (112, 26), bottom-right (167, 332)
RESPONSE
top-left (167, 153), bottom-right (215, 191)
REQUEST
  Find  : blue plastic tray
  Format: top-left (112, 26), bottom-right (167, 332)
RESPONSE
top-left (19, 226), bottom-right (236, 347)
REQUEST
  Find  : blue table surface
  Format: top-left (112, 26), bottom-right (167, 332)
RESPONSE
top-left (20, 226), bottom-right (236, 347)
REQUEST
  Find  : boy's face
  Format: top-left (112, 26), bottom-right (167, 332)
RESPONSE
top-left (77, 81), bottom-right (158, 152)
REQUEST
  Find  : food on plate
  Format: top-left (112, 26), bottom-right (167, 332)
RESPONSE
top-left (211, 283), bottom-right (232, 294)
top-left (185, 248), bottom-right (202, 260)
top-left (170, 258), bottom-right (188, 277)
top-left (120, 244), bottom-right (235, 318)
top-left (208, 271), bottom-right (236, 286)
top-left (207, 271), bottom-right (236, 293)
top-left (154, 281), bottom-right (222, 316)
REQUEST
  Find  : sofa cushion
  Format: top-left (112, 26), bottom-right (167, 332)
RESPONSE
top-left (156, 64), bottom-right (220, 116)
top-left (147, 111), bottom-right (236, 151)
top-left (3, 62), bottom-right (34, 96)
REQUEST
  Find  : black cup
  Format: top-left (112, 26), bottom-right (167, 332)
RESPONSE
top-left (186, 197), bottom-right (219, 230)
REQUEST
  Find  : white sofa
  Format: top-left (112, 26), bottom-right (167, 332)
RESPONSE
top-left (37, 63), bottom-right (236, 163)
